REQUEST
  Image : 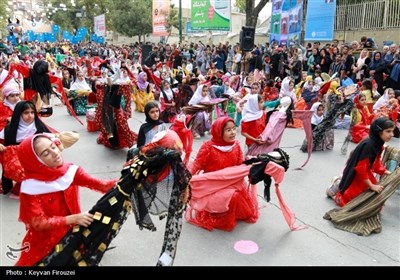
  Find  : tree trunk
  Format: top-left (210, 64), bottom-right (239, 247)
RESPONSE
top-left (245, 0), bottom-right (270, 27)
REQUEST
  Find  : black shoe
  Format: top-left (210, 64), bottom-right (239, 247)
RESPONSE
top-left (39, 107), bottom-right (53, 117)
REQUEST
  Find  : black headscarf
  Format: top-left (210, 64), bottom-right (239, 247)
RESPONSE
top-left (338, 118), bottom-right (389, 193)
top-left (4, 101), bottom-right (51, 146)
top-left (136, 102), bottom-right (163, 148)
top-left (23, 60), bottom-right (53, 101)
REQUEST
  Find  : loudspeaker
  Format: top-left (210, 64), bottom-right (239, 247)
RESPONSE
top-left (141, 44), bottom-right (153, 65)
top-left (240, 26), bottom-right (255, 52)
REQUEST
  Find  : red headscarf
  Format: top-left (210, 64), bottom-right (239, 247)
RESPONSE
top-left (17, 134), bottom-right (72, 181)
top-left (141, 130), bottom-right (183, 154)
top-left (210, 116), bottom-right (235, 147)
top-left (354, 94), bottom-right (364, 110)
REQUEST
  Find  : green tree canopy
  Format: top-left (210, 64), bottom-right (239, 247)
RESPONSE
top-left (165, 4), bottom-right (179, 35)
top-left (43, 0), bottom-right (112, 33)
top-left (110, 0), bottom-right (152, 42)
top-left (0, 1), bottom-right (8, 34)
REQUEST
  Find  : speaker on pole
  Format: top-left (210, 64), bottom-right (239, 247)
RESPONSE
top-left (240, 26), bottom-right (255, 52)
top-left (141, 44), bottom-right (153, 66)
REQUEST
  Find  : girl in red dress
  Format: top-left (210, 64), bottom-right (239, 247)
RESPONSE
top-left (241, 94), bottom-right (267, 150)
top-left (0, 101), bottom-right (52, 195)
top-left (350, 93), bottom-right (374, 143)
top-left (187, 116), bottom-right (258, 231)
top-left (15, 134), bottom-right (116, 266)
top-left (327, 118), bottom-right (394, 206)
top-left (0, 83), bottom-right (21, 131)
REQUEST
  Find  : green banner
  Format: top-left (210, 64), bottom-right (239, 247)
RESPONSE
top-left (191, 0), bottom-right (231, 31)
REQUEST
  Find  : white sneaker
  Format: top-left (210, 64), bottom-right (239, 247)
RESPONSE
top-left (326, 176), bottom-right (340, 198)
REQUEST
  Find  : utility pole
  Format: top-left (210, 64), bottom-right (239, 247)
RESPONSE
top-left (179, 0), bottom-right (182, 43)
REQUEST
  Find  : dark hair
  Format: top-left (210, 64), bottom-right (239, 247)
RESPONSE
top-left (4, 101), bottom-right (51, 145)
top-left (375, 118), bottom-right (395, 132)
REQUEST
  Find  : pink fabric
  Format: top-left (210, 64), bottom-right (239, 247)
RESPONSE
top-left (189, 165), bottom-right (251, 213)
top-left (265, 161), bottom-right (307, 231)
top-left (264, 161), bottom-right (285, 184)
top-left (247, 111), bottom-right (287, 156)
top-left (234, 240), bottom-right (259, 254)
top-left (292, 110), bottom-right (314, 169)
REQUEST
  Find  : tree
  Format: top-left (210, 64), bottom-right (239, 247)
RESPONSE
top-left (235, 0), bottom-right (246, 13)
top-left (163, 4), bottom-right (178, 42)
top-left (245, 0), bottom-right (270, 27)
top-left (110, 0), bottom-right (152, 42)
top-left (0, 1), bottom-right (8, 34)
top-left (43, 0), bottom-right (112, 32)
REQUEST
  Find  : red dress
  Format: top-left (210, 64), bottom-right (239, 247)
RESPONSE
top-left (350, 101), bottom-right (374, 144)
top-left (0, 102), bottom-right (13, 132)
top-left (95, 85), bottom-right (137, 149)
top-left (241, 112), bottom-right (267, 146)
top-left (334, 152), bottom-right (386, 207)
top-left (188, 140), bottom-right (258, 231)
top-left (16, 167), bottom-right (114, 266)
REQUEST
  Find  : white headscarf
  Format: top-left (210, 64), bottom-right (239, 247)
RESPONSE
top-left (310, 102), bottom-right (324, 126)
top-left (161, 81), bottom-right (174, 100)
top-left (279, 77), bottom-right (297, 103)
top-left (278, 96), bottom-right (292, 113)
top-left (189, 84), bottom-right (208, 105)
top-left (242, 94), bottom-right (263, 122)
top-left (16, 118), bottom-right (37, 143)
top-left (373, 88), bottom-right (393, 112)
top-left (70, 76), bottom-right (91, 91)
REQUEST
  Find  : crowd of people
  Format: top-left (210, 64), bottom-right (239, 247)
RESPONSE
top-left (0, 36), bottom-right (399, 265)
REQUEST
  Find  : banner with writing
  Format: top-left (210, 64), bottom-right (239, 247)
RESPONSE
top-left (191, 0), bottom-right (231, 31)
top-left (152, 0), bottom-right (170, 36)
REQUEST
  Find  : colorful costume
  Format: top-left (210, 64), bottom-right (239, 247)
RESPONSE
top-left (334, 119), bottom-right (389, 207)
top-left (187, 117), bottom-right (258, 231)
top-left (15, 134), bottom-right (115, 266)
top-left (350, 94), bottom-right (374, 143)
top-left (96, 84), bottom-right (137, 149)
top-left (37, 130), bottom-right (191, 266)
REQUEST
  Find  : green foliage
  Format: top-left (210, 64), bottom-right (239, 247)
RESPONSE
top-left (42, 0), bottom-right (112, 33)
top-left (235, 0), bottom-right (246, 13)
top-left (110, 0), bottom-right (152, 41)
top-left (165, 4), bottom-right (179, 34)
top-left (0, 1), bottom-right (8, 34)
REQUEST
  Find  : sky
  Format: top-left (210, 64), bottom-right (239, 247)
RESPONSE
top-left (170, 0), bottom-right (272, 21)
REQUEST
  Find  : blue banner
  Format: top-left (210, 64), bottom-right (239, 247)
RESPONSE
top-left (77, 27), bottom-right (88, 37)
top-left (270, 0), bottom-right (303, 46)
top-left (63, 30), bottom-right (73, 41)
top-left (186, 22), bottom-right (192, 34)
top-left (52, 24), bottom-right (60, 34)
top-left (97, 37), bottom-right (105, 44)
top-left (305, 0), bottom-right (336, 41)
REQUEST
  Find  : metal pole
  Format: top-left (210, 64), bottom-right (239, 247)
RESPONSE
top-left (344, 2), bottom-right (348, 43)
top-left (179, 0), bottom-right (182, 43)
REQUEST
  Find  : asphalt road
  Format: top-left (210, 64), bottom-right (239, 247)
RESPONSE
top-left (0, 100), bottom-right (399, 266)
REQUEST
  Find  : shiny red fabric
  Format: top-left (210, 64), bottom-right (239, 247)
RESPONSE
top-left (16, 167), bottom-right (116, 266)
top-left (0, 103), bottom-right (13, 131)
top-left (188, 140), bottom-right (258, 231)
top-left (170, 118), bottom-right (193, 165)
top-left (16, 134), bottom-right (116, 266)
top-left (241, 112), bottom-right (267, 146)
top-left (334, 155), bottom-right (386, 206)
